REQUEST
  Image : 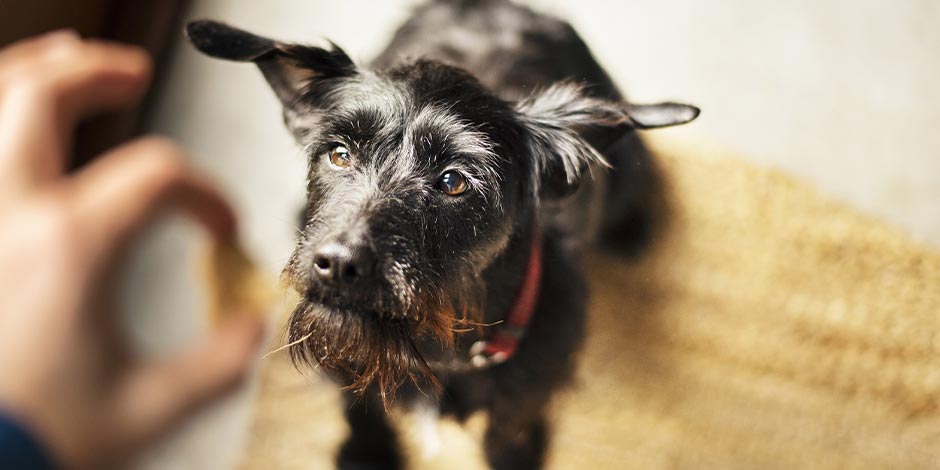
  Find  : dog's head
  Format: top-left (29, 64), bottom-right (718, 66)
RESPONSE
top-left (186, 20), bottom-right (698, 399)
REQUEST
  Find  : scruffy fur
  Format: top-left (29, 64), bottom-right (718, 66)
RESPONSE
top-left (186, 1), bottom-right (698, 468)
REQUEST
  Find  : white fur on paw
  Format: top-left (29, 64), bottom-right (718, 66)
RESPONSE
top-left (414, 401), bottom-right (442, 459)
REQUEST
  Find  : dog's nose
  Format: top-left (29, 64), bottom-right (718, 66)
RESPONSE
top-left (313, 240), bottom-right (376, 285)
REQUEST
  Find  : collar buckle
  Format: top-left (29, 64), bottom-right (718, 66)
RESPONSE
top-left (469, 340), bottom-right (509, 368)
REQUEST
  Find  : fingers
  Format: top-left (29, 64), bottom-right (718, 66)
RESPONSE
top-left (67, 136), bottom-right (237, 265)
top-left (111, 316), bottom-right (264, 454)
top-left (0, 29), bottom-right (80, 70)
top-left (0, 35), bottom-right (152, 192)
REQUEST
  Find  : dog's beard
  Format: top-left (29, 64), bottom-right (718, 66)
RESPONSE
top-left (285, 273), bottom-right (483, 405)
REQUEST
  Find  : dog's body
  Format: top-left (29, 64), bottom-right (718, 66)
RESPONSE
top-left (186, 1), bottom-right (697, 468)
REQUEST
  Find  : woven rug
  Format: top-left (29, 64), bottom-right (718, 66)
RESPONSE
top-left (237, 137), bottom-right (940, 469)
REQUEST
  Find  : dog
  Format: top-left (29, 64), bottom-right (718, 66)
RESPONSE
top-left (186, 0), bottom-right (698, 468)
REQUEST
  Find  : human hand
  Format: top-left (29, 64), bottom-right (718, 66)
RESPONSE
top-left (0, 31), bottom-right (263, 468)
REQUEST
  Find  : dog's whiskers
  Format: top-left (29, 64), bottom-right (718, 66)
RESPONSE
top-left (262, 332), bottom-right (313, 360)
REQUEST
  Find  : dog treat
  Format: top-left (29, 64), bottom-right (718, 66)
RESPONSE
top-left (201, 236), bottom-right (274, 324)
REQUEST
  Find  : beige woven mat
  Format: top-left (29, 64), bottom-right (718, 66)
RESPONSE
top-left (239, 138), bottom-right (940, 469)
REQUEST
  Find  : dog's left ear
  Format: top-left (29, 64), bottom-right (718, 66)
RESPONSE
top-left (516, 83), bottom-right (699, 198)
top-left (185, 20), bottom-right (356, 109)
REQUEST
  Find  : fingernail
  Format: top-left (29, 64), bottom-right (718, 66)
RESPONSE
top-left (43, 28), bottom-right (80, 43)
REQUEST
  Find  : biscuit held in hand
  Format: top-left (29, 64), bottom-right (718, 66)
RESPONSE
top-left (202, 236), bottom-right (274, 324)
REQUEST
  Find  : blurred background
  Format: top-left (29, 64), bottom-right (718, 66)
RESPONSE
top-left (2, 0), bottom-right (939, 468)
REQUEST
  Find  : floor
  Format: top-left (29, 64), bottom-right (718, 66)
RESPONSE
top-left (127, 1), bottom-right (940, 468)
top-left (238, 137), bottom-right (940, 470)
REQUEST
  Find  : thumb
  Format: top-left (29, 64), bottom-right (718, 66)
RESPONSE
top-left (111, 316), bottom-right (264, 454)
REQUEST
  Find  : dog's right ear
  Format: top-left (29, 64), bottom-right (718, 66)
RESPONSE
top-left (185, 20), bottom-right (356, 107)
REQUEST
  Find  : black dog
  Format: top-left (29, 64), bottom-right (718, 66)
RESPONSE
top-left (186, 1), bottom-right (697, 468)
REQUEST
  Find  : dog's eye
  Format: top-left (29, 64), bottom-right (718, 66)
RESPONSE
top-left (437, 171), bottom-right (468, 196)
top-left (327, 145), bottom-right (351, 168)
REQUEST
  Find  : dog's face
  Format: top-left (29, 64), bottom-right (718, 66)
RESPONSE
top-left (285, 61), bottom-right (532, 398)
top-left (186, 20), bottom-right (698, 398)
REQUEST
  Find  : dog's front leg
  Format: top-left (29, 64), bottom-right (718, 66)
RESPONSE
top-left (484, 399), bottom-right (549, 470)
top-left (337, 390), bottom-right (403, 470)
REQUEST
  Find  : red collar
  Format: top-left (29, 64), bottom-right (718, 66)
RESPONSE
top-left (470, 232), bottom-right (542, 368)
